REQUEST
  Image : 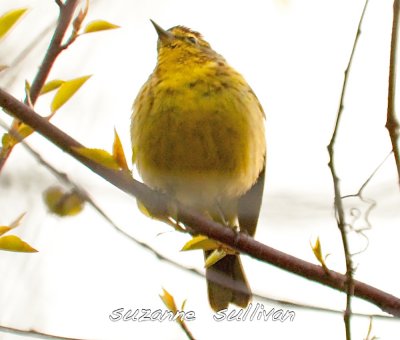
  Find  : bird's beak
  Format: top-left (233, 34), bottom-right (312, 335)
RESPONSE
top-left (150, 19), bottom-right (174, 43)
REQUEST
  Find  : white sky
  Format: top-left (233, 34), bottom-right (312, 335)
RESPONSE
top-left (1, 0), bottom-right (400, 339)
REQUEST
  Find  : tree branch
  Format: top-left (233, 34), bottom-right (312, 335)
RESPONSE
top-left (28, 0), bottom-right (80, 105)
top-left (2, 120), bottom-right (396, 318)
top-left (1, 89), bottom-right (400, 317)
top-left (327, 1), bottom-right (369, 338)
top-left (386, 0), bottom-right (400, 187)
top-left (0, 0), bottom-right (80, 172)
top-left (0, 324), bottom-right (83, 340)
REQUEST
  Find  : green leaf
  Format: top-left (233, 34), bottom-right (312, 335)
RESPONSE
top-left (16, 123), bottom-right (34, 139)
top-left (1, 132), bottom-right (11, 148)
top-left (113, 128), bottom-right (129, 170)
top-left (181, 299), bottom-right (187, 311)
top-left (181, 235), bottom-right (221, 251)
top-left (0, 226), bottom-right (11, 237)
top-left (204, 249), bottom-right (227, 268)
top-left (137, 200), bottom-right (153, 218)
top-left (40, 79), bottom-right (64, 95)
top-left (43, 187), bottom-right (85, 217)
top-left (51, 75), bottom-right (91, 113)
top-left (0, 235), bottom-right (37, 253)
top-left (311, 237), bottom-right (322, 261)
top-left (61, 193), bottom-right (84, 216)
top-left (24, 80), bottom-right (31, 97)
top-left (43, 187), bottom-right (64, 215)
top-left (160, 288), bottom-right (178, 313)
top-left (310, 237), bottom-right (329, 271)
top-left (0, 8), bottom-right (28, 40)
top-left (73, 147), bottom-right (120, 170)
top-left (1, 123), bottom-right (34, 150)
top-left (83, 20), bottom-right (120, 34)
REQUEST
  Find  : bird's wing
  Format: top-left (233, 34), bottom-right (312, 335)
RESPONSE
top-left (238, 163), bottom-right (265, 237)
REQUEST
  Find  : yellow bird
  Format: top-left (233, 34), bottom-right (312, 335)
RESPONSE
top-left (131, 20), bottom-right (266, 312)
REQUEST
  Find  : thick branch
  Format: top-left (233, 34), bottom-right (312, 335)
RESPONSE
top-left (1, 88), bottom-right (400, 317)
top-left (387, 0), bottom-right (400, 187)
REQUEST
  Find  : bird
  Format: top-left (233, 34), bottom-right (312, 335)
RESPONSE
top-left (131, 20), bottom-right (266, 312)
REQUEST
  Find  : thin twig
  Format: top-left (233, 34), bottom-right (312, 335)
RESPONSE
top-left (1, 89), bottom-right (400, 317)
top-left (0, 0), bottom-right (80, 172)
top-left (341, 151), bottom-right (392, 254)
top-left (4, 0), bottom-right (98, 89)
top-left (357, 151), bottom-right (392, 195)
top-left (327, 1), bottom-right (370, 339)
top-left (364, 317), bottom-right (375, 340)
top-left (28, 0), bottom-right (80, 105)
top-left (3, 22), bottom-right (56, 89)
top-left (178, 321), bottom-right (195, 340)
top-left (0, 324), bottom-right (83, 340)
top-left (386, 0), bottom-right (400, 187)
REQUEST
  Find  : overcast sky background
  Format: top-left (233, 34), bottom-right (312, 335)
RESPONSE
top-left (1, 0), bottom-right (400, 339)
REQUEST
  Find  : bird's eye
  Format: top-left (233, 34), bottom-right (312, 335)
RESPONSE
top-left (186, 36), bottom-right (197, 44)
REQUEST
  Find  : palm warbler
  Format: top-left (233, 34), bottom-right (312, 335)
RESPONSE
top-left (131, 20), bottom-right (266, 312)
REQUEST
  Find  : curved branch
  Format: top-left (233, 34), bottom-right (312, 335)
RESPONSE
top-left (0, 88), bottom-right (400, 317)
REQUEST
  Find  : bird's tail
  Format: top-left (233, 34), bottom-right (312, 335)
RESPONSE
top-left (205, 252), bottom-right (251, 312)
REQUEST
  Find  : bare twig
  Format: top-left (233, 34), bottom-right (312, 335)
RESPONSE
top-left (355, 151), bottom-right (392, 195)
top-left (3, 22), bottom-right (56, 89)
top-left (327, 1), bottom-right (369, 338)
top-left (28, 0), bottom-right (80, 105)
top-left (364, 317), bottom-right (376, 340)
top-left (1, 89), bottom-right (400, 317)
top-left (341, 151), bottom-right (392, 254)
top-left (386, 0), bottom-right (400, 187)
top-left (0, 324), bottom-right (83, 340)
top-left (178, 321), bottom-right (195, 340)
top-left (0, 0), bottom-right (80, 172)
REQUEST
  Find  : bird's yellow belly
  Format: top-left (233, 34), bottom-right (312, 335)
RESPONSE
top-left (133, 91), bottom-right (263, 206)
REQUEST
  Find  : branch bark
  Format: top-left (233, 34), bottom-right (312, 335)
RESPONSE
top-left (387, 0), bottom-right (400, 188)
top-left (28, 0), bottom-right (80, 105)
top-left (327, 2), bottom-right (370, 338)
top-left (1, 88), bottom-right (400, 317)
